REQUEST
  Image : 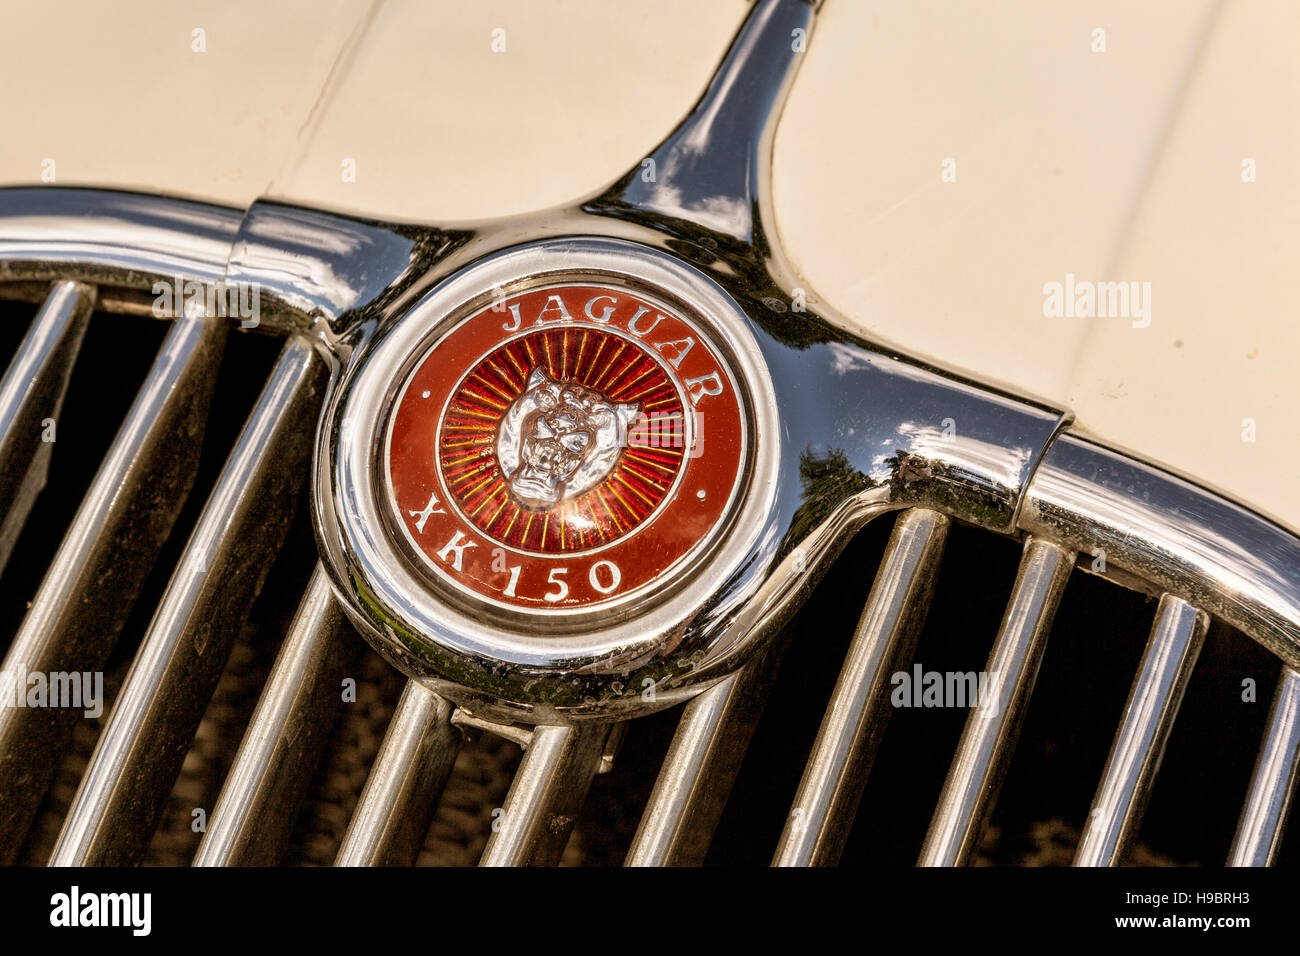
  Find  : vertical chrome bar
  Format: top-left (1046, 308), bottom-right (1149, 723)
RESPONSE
top-left (626, 642), bottom-right (782, 867)
top-left (50, 336), bottom-right (326, 866)
top-left (773, 508), bottom-right (950, 867)
top-left (595, 0), bottom-right (818, 247)
top-left (1228, 666), bottom-right (1300, 866)
top-left (919, 537), bottom-right (1073, 866)
top-left (1074, 594), bottom-right (1207, 867)
top-left (335, 680), bottom-right (462, 866)
top-left (0, 280), bottom-right (93, 575)
top-left (479, 723), bottom-right (609, 867)
top-left (0, 313), bottom-right (226, 862)
top-left (195, 565), bottom-right (358, 866)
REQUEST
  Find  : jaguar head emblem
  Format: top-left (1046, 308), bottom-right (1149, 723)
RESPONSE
top-left (496, 367), bottom-right (640, 510)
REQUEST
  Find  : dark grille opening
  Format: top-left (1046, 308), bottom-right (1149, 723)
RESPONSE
top-left (706, 517), bottom-right (897, 865)
top-left (0, 301), bottom-right (166, 642)
top-left (1, 306), bottom-right (285, 864)
top-left (1141, 624), bottom-right (1288, 864)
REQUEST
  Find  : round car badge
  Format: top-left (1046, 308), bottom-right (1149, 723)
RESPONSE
top-left (385, 284), bottom-right (745, 612)
top-left (319, 238), bottom-right (780, 715)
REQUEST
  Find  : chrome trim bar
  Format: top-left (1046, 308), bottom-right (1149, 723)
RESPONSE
top-left (1228, 666), bottom-right (1300, 866)
top-left (773, 509), bottom-right (950, 866)
top-left (920, 537), bottom-right (1073, 866)
top-left (335, 681), bottom-right (461, 867)
top-left (626, 643), bottom-right (782, 867)
top-left (1020, 432), bottom-right (1300, 668)
top-left (195, 565), bottom-right (358, 866)
top-left (0, 188), bottom-right (240, 307)
top-left (1074, 594), bottom-right (1207, 866)
top-left (595, 0), bottom-right (817, 247)
top-left (479, 723), bottom-right (608, 867)
top-left (0, 312), bottom-right (226, 861)
top-left (50, 336), bottom-right (326, 866)
top-left (0, 280), bottom-right (93, 575)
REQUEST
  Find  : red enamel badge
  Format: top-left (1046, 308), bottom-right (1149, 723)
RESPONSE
top-left (386, 284), bottom-right (745, 611)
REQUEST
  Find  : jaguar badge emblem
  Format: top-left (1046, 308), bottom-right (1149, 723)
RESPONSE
top-left (318, 239), bottom-right (779, 716)
top-left (385, 280), bottom-right (749, 612)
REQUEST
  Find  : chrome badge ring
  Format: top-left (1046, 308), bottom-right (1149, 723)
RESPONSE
top-left (316, 237), bottom-right (780, 721)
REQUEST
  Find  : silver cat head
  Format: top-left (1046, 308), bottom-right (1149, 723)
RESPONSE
top-left (496, 367), bottom-right (640, 510)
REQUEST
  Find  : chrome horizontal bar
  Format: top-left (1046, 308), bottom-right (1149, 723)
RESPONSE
top-left (1228, 666), bottom-right (1300, 866)
top-left (0, 311), bottom-right (226, 862)
top-left (479, 723), bottom-right (608, 867)
top-left (0, 188), bottom-right (241, 299)
top-left (50, 335), bottom-right (327, 866)
top-left (1020, 432), bottom-right (1300, 669)
top-left (920, 537), bottom-right (1073, 866)
top-left (195, 565), bottom-right (358, 866)
top-left (336, 681), bottom-right (461, 866)
top-left (0, 280), bottom-right (93, 576)
top-left (1074, 594), bottom-right (1207, 867)
top-left (773, 508), bottom-right (950, 867)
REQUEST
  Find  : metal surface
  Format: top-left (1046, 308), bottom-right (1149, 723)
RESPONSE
top-left (1020, 432), bottom-right (1300, 669)
top-left (335, 680), bottom-right (462, 867)
top-left (479, 722), bottom-right (608, 867)
top-left (0, 187), bottom-right (241, 311)
top-left (773, 509), bottom-right (950, 866)
top-left (0, 312), bottom-right (226, 862)
top-left (195, 565), bottom-right (359, 866)
top-left (1074, 594), bottom-right (1208, 867)
top-left (50, 336), bottom-right (326, 866)
top-left (626, 639), bottom-right (783, 866)
top-left (919, 537), bottom-right (1074, 866)
top-left (1229, 666), bottom-right (1300, 866)
top-left (0, 280), bottom-right (93, 575)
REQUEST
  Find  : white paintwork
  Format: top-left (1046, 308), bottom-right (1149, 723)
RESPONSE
top-left (1, 0), bottom-right (1295, 528)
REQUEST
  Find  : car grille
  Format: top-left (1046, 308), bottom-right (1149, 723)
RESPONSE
top-left (1, 211), bottom-right (1297, 868)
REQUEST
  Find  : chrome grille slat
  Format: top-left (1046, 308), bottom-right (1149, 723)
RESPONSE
top-left (920, 537), bottom-right (1074, 866)
top-left (1073, 594), bottom-right (1209, 867)
top-left (625, 648), bottom-right (780, 867)
top-left (0, 310), bottom-right (226, 861)
top-left (0, 280), bottom-right (93, 576)
top-left (195, 564), bottom-right (357, 866)
top-left (479, 723), bottom-right (608, 867)
top-left (773, 509), bottom-right (950, 867)
top-left (1229, 665), bottom-right (1300, 866)
top-left (49, 336), bottom-right (326, 866)
top-left (335, 681), bottom-right (461, 867)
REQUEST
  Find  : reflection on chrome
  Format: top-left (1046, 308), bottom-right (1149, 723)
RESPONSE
top-left (1020, 434), bottom-right (1300, 667)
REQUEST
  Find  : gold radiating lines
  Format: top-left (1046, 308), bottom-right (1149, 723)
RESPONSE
top-left (438, 327), bottom-right (689, 553)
